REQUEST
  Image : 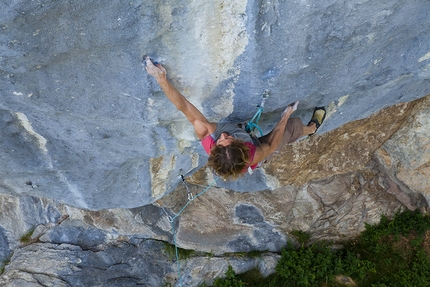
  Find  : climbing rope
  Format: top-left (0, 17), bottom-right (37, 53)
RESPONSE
top-left (245, 89), bottom-right (270, 137)
top-left (157, 176), bottom-right (218, 287)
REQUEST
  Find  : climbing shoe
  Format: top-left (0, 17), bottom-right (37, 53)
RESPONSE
top-left (308, 107), bottom-right (326, 136)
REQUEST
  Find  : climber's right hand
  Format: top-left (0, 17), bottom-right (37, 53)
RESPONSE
top-left (145, 56), bottom-right (167, 82)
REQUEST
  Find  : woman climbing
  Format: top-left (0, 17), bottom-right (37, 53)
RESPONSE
top-left (145, 56), bottom-right (326, 180)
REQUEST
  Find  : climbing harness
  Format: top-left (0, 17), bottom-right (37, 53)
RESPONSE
top-left (156, 175), bottom-right (218, 287)
top-left (245, 89), bottom-right (270, 137)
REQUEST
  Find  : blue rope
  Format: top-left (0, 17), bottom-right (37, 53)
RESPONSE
top-left (168, 177), bottom-right (218, 287)
top-left (245, 106), bottom-right (264, 136)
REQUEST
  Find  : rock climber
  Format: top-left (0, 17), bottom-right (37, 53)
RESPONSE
top-left (145, 56), bottom-right (326, 180)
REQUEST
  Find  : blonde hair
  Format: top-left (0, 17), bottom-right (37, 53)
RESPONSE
top-left (207, 139), bottom-right (250, 180)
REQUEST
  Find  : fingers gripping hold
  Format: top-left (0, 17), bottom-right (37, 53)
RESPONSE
top-left (144, 56), bottom-right (166, 79)
top-left (290, 101), bottom-right (299, 111)
top-left (282, 101), bottom-right (299, 116)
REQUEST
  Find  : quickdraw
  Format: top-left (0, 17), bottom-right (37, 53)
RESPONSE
top-left (245, 89), bottom-right (270, 137)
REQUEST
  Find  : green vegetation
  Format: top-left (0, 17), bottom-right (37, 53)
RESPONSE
top-left (205, 210), bottom-right (430, 287)
top-left (205, 250), bottom-right (214, 258)
top-left (290, 229), bottom-right (312, 247)
top-left (199, 265), bottom-right (246, 287)
top-left (0, 257), bottom-right (11, 274)
top-left (348, 210), bottom-right (430, 286)
top-left (19, 226), bottom-right (36, 243)
top-left (163, 242), bottom-right (194, 261)
top-left (224, 250), bottom-right (267, 259)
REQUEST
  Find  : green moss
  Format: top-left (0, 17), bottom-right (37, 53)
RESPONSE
top-left (19, 226), bottom-right (36, 243)
top-left (163, 242), bottom-right (194, 261)
top-left (0, 254), bottom-right (13, 274)
top-left (204, 250), bottom-right (214, 258)
top-left (224, 250), bottom-right (267, 259)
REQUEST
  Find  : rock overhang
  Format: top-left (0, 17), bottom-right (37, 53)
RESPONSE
top-left (0, 0), bottom-right (430, 210)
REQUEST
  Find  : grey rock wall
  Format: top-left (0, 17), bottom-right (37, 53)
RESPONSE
top-left (375, 96), bottom-right (430, 208)
top-left (1, 0), bottom-right (430, 209)
top-left (0, 170), bottom-right (406, 286)
top-left (1, 240), bottom-right (279, 287)
top-left (1, 0), bottom-right (430, 284)
top-left (0, 96), bottom-right (429, 285)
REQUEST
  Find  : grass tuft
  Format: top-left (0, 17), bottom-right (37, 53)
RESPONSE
top-left (163, 242), bottom-right (194, 261)
top-left (19, 226), bottom-right (36, 243)
top-left (0, 254), bottom-right (13, 274)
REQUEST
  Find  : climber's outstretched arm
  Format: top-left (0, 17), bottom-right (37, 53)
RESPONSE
top-left (145, 57), bottom-right (216, 139)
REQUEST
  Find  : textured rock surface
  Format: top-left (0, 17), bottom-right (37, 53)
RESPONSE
top-left (1, 0), bottom-right (430, 285)
top-left (1, 96), bottom-right (430, 285)
top-left (375, 95), bottom-right (430, 210)
top-left (1, 0), bottom-right (430, 209)
top-left (0, 193), bottom-right (281, 286)
top-left (0, 169), bottom-right (407, 286)
top-left (165, 169), bottom-right (406, 251)
top-left (1, 241), bottom-right (281, 287)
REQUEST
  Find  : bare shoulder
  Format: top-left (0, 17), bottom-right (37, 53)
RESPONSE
top-left (193, 120), bottom-right (217, 140)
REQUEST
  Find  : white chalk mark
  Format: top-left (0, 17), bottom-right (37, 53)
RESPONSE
top-left (419, 51), bottom-right (430, 63)
top-left (338, 95), bottom-right (349, 107)
top-left (15, 112), bottom-right (48, 154)
top-left (122, 93), bottom-right (142, 101)
top-left (58, 172), bottom-right (89, 209)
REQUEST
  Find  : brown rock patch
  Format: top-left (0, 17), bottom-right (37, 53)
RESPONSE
top-left (264, 99), bottom-right (422, 186)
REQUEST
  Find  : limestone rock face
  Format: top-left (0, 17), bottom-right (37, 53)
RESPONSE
top-left (1, 0), bottom-right (430, 209)
top-left (0, 167), bottom-right (406, 286)
top-left (1, 0), bottom-right (430, 285)
top-left (0, 97), bottom-right (429, 285)
top-left (166, 170), bottom-right (405, 252)
top-left (0, 193), bottom-right (279, 286)
top-left (375, 96), bottom-right (430, 209)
